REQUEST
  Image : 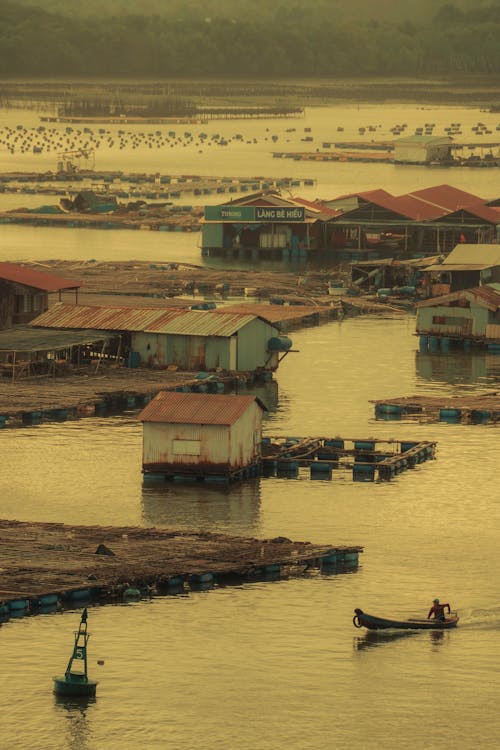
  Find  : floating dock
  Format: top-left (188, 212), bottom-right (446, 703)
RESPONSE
top-left (260, 435), bottom-right (436, 482)
top-left (372, 393), bottom-right (500, 424)
top-left (0, 367), bottom-right (266, 428)
top-left (146, 435), bottom-right (437, 483)
top-left (0, 519), bottom-right (362, 619)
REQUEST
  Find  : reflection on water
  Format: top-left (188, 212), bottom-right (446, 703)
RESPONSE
top-left (141, 478), bottom-right (262, 535)
top-left (54, 697), bottom-right (95, 750)
top-left (416, 350), bottom-right (500, 386)
top-left (353, 629), bottom-right (419, 651)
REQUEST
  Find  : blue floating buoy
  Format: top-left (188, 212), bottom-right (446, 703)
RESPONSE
top-left (354, 440), bottom-right (375, 452)
top-left (439, 408), bottom-right (461, 423)
top-left (353, 464), bottom-right (375, 482)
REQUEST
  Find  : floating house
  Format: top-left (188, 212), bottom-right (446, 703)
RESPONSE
top-left (138, 391), bottom-right (266, 480)
top-left (423, 244), bottom-right (500, 293)
top-left (201, 191), bottom-right (332, 261)
top-left (0, 263), bottom-right (80, 329)
top-left (31, 304), bottom-right (289, 372)
top-left (323, 185), bottom-right (499, 257)
top-left (416, 286), bottom-right (500, 351)
top-left (202, 185), bottom-right (499, 261)
top-left (393, 136), bottom-right (453, 165)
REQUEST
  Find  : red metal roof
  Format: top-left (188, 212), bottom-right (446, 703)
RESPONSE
top-left (138, 391), bottom-right (264, 425)
top-left (443, 203), bottom-right (500, 223)
top-left (0, 262), bottom-right (80, 291)
top-left (407, 184), bottom-right (486, 212)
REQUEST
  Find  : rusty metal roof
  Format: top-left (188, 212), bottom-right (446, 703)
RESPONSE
top-left (31, 304), bottom-right (258, 337)
top-left (145, 310), bottom-right (256, 336)
top-left (138, 391), bottom-right (264, 425)
top-left (31, 304), bottom-right (185, 331)
top-left (417, 286), bottom-right (500, 311)
top-left (0, 262), bottom-right (80, 291)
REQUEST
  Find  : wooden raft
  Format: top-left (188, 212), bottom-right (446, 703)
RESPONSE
top-left (0, 519), bottom-right (362, 600)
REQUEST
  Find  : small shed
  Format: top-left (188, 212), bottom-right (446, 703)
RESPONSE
top-left (138, 392), bottom-right (266, 480)
top-left (394, 136), bottom-right (453, 165)
top-left (416, 286), bottom-right (500, 345)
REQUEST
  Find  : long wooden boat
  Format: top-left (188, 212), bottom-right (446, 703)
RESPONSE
top-left (353, 607), bottom-right (459, 631)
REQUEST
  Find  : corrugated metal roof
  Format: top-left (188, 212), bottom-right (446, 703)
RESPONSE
top-left (439, 244), bottom-right (500, 266)
top-left (0, 326), bottom-right (111, 352)
top-left (417, 286), bottom-right (500, 311)
top-left (145, 310), bottom-right (256, 336)
top-left (138, 391), bottom-right (264, 425)
top-left (443, 203), bottom-right (500, 223)
top-left (0, 262), bottom-right (80, 291)
top-left (408, 184), bottom-right (486, 211)
top-left (425, 263), bottom-right (493, 272)
top-left (31, 304), bottom-right (258, 337)
top-left (31, 303), bottom-right (183, 331)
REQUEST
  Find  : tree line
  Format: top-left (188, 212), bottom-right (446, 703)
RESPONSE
top-left (0, 0), bottom-right (499, 78)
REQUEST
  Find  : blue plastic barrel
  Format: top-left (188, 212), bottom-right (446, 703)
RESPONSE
top-left (127, 351), bottom-right (140, 368)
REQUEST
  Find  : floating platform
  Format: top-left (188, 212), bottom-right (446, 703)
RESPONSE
top-left (372, 393), bottom-right (500, 424)
top-left (0, 519), bottom-right (362, 619)
top-left (261, 435), bottom-right (436, 482)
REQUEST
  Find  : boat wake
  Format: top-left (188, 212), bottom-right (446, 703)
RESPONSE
top-left (453, 606), bottom-right (500, 630)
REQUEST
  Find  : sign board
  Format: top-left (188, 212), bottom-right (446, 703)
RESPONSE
top-left (204, 205), bottom-right (306, 222)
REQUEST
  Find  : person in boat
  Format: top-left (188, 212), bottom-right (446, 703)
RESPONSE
top-left (427, 598), bottom-right (451, 622)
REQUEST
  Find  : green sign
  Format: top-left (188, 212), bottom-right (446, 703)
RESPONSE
top-left (204, 205), bottom-right (255, 221)
top-left (204, 205), bottom-right (306, 222)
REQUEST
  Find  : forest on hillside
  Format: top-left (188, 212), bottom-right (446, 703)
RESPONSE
top-left (0, 0), bottom-right (499, 78)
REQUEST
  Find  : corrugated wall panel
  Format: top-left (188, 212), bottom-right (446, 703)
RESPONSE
top-left (205, 337), bottom-right (230, 370)
top-left (236, 319), bottom-right (279, 370)
top-left (228, 402), bottom-right (263, 467)
top-left (143, 423), bottom-right (230, 466)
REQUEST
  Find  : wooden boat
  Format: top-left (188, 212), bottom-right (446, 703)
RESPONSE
top-left (353, 607), bottom-right (459, 631)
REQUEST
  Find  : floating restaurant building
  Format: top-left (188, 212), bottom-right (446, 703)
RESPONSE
top-left (201, 191), bottom-right (332, 261)
top-left (202, 185), bottom-right (500, 261)
top-left (138, 391), bottom-right (266, 480)
top-left (31, 303), bottom-right (289, 372)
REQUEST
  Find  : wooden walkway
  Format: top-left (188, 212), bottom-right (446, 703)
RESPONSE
top-left (0, 519), bottom-right (362, 614)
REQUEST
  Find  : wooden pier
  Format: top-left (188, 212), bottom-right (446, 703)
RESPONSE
top-left (0, 519), bottom-right (362, 618)
top-left (372, 393), bottom-right (500, 424)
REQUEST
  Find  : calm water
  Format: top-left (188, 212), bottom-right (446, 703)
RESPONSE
top-left (1, 317), bottom-right (499, 750)
top-left (0, 103), bottom-right (500, 749)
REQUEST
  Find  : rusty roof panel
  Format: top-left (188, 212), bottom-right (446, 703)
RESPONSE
top-left (31, 304), bottom-right (184, 331)
top-left (0, 262), bottom-right (80, 291)
top-left (144, 310), bottom-right (256, 336)
top-left (138, 392), bottom-right (263, 425)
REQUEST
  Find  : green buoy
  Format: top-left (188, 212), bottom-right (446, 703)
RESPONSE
top-left (53, 608), bottom-right (98, 698)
